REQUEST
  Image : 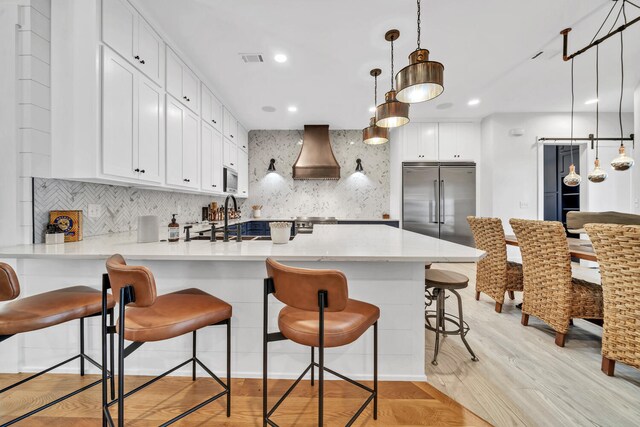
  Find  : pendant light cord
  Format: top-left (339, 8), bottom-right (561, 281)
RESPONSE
top-left (390, 37), bottom-right (395, 90)
top-left (416, 0), bottom-right (421, 50)
top-left (618, 3), bottom-right (626, 147)
top-left (374, 73), bottom-right (378, 106)
top-left (595, 45), bottom-right (599, 159)
top-left (570, 57), bottom-right (575, 165)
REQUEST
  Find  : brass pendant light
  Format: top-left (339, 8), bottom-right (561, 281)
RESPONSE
top-left (588, 46), bottom-right (608, 183)
top-left (610, 31), bottom-right (634, 171)
top-left (563, 58), bottom-right (581, 188)
top-left (396, 0), bottom-right (444, 103)
top-left (376, 29), bottom-right (410, 129)
top-left (363, 69), bottom-right (389, 145)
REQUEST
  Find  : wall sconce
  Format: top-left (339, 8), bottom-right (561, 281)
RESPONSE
top-left (355, 158), bottom-right (364, 172)
top-left (267, 158), bottom-right (276, 172)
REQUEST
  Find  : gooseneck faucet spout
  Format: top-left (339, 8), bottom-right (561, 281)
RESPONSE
top-left (223, 195), bottom-right (241, 242)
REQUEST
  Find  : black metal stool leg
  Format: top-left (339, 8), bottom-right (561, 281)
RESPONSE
top-left (117, 294), bottom-right (126, 427)
top-left (318, 291), bottom-right (326, 427)
top-left (451, 289), bottom-right (479, 361)
top-left (310, 346), bottom-right (315, 386)
top-left (226, 319), bottom-right (231, 417)
top-left (109, 308), bottom-right (115, 400)
top-left (80, 317), bottom-right (85, 376)
top-left (432, 289), bottom-right (442, 366)
top-left (373, 321), bottom-right (378, 420)
top-left (192, 331), bottom-right (197, 381)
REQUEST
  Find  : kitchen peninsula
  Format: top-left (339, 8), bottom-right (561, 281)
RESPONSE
top-left (0, 224), bottom-right (483, 381)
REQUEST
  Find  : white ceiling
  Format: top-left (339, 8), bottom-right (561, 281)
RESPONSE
top-left (135, 0), bottom-right (640, 130)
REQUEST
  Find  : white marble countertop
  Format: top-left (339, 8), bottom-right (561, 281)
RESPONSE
top-left (0, 225), bottom-right (484, 263)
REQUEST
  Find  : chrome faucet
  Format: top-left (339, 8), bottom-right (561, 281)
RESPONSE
top-left (223, 194), bottom-right (242, 242)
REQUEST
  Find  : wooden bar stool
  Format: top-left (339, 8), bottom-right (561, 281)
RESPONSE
top-left (103, 254), bottom-right (232, 427)
top-left (425, 269), bottom-right (478, 366)
top-left (263, 258), bottom-right (379, 427)
top-left (0, 262), bottom-right (115, 426)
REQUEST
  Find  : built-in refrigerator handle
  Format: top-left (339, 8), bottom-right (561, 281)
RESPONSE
top-left (431, 180), bottom-right (439, 223)
top-left (440, 180), bottom-right (445, 224)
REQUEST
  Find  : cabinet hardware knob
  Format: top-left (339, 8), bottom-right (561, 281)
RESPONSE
top-left (230, 135), bottom-right (234, 138)
top-left (212, 120), bottom-right (216, 123)
top-left (140, 59), bottom-right (145, 64)
top-left (134, 168), bottom-right (140, 172)
top-left (140, 169), bottom-right (145, 173)
top-left (212, 184), bottom-right (217, 187)
top-left (230, 163), bottom-right (234, 166)
top-left (243, 145), bottom-right (246, 148)
top-left (183, 96), bottom-right (187, 100)
top-left (134, 55), bottom-right (140, 60)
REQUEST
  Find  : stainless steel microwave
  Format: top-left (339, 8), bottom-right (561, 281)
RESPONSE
top-left (223, 168), bottom-right (238, 193)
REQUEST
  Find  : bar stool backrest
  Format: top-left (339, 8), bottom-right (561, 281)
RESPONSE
top-left (266, 258), bottom-right (348, 312)
top-left (106, 254), bottom-right (157, 307)
top-left (0, 262), bottom-right (20, 301)
top-left (509, 219), bottom-right (573, 331)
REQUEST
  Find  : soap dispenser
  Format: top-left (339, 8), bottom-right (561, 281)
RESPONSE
top-left (168, 214), bottom-right (180, 242)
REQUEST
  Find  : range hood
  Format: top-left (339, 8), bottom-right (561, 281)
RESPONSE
top-left (292, 125), bottom-right (341, 180)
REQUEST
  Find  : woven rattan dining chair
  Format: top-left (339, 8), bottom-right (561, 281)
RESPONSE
top-left (510, 219), bottom-right (603, 347)
top-left (585, 224), bottom-right (640, 376)
top-left (467, 216), bottom-right (523, 313)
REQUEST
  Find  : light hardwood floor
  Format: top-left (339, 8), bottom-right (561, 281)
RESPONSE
top-left (0, 375), bottom-right (489, 426)
top-left (427, 263), bottom-right (640, 427)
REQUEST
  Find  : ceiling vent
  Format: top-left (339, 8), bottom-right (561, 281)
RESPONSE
top-left (240, 53), bottom-right (264, 63)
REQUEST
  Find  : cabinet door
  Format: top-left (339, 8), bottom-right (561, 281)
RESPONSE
top-left (238, 123), bottom-right (248, 152)
top-left (182, 109), bottom-right (200, 188)
top-left (210, 94), bottom-right (223, 133)
top-left (201, 123), bottom-right (214, 192)
top-left (102, 0), bottom-right (135, 61)
top-left (237, 148), bottom-right (249, 197)
top-left (223, 137), bottom-right (237, 170)
top-left (165, 96), bottom-right (184, 186)
top-left (182, 67), bottom-right (199, 114)
top-left (456, 122), bottom-right (481, 161)
top-left (419, 123), bottom-right (439, 160)
top-left (102, 49), bottom-right (136, 179)
top-left (201, 84), bottom-right (213, 124)
top-left (402, 124), bottom-right (421, 161)
top-left (223, 108), bottom-right (237, 141)
top-left (165, 48), bottom-right (182, 100)
top-left (136, 76), bottom-right (162, 183)
top-left (136, 17), bottom-right (162, 85)
top-left (438, 122), bottom-right (459, 161)
top-left (211, 130), bottom-right (224, 192)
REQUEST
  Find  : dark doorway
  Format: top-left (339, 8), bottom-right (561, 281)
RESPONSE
top-left (543, 145), bottom-right (580, 237)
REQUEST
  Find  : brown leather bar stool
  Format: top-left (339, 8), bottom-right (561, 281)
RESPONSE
top-left (263, 258), bottom-right (379, 427)
top-left (425, 269), bottom-right (478, 366)
top-left (0, 262), bottom-right (115, 426)
top-left (103, 254), bottom-right (232, 427)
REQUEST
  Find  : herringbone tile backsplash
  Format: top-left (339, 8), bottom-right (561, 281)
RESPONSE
top-left (33, 178), bottom-right (235, 243)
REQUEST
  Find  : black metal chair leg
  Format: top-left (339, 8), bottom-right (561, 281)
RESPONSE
top-left (109, 308), bottom-right (115, 400)
top-left (226, 319), bottom-right (231, 417)
top-left (310, 346), bottom-right (315, 386)
top-left (373, 321), bottom-right (378, 420)
top-left (102, 285), bottom-right (109, 427)
top-left (318, 291), bottom-right (326, 427)
top-left (117, 290), bottom-right (127, 427)
top-left (263, 281), bottom-right (269, 427)
top-left (192, 331), bottom-right (197, 381)
top-left (80, 317), bottom-right (85, 376)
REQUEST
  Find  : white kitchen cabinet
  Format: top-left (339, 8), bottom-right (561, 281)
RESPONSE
top-left (102, 0), bottom-right (163, 85)
top-left (223, 108), bottom-right (237, 142)
top-left (102, 48), bottom-right (162, 183)
top-left (166, 95), bottom-right (200, 189)
top-left (402, 123), bottom-right (438, 161)
top-left (166, 47), bottom-right (200, 114)
top-left (237, 123), bottom-right (248, 152)
top-left (201, 84), bottom-right (222, 133)
top-left (439, 122), bottom-right (480, 161)
top-left (237, 148), bottom-right (249, 198)
top-left (201, 123), bottom-right (224, 193)
top-left (223, 137), bottom-right (237, 170)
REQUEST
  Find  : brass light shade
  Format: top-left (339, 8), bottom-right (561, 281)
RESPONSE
top-left (376, 90), bottom-right (410, 128)
top-left (396, 49), bottom-right (444, 103)
top-left (363, 116), bottom-right (389, 145)
top-left (376, 30), bottom-right (410, 129)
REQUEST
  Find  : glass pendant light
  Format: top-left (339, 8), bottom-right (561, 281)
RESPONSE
top-left (588, 46), bottom-right (608, 183)
top-left (610, 31), bottom-right (634, 171)
top-left (563, 58), bottom-right (581, 187)
top-left (363, 68), bottom-right (389, 145)
top-left (376, 29), bottom-right (410, 128)
top-left (395, 0), bottom-right (444, 103)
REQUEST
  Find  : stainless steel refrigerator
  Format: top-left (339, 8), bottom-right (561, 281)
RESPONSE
top-left (402, 162), bottom-right (476, 246)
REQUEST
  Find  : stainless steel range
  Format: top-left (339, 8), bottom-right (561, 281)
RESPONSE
top-left (295, 217), bottom-right (337, 234)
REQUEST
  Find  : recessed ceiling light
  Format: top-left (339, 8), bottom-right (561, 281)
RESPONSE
top-left (467, 99), bottom-right (481, 106)
top-left (369, 106), bottom-right (376, 113)
top-left (585, 98), bottom-right (598, 105)
top-left (287, 106), bottom-right (298, 112)
top-left (274, 54), bottom-right (287, 63)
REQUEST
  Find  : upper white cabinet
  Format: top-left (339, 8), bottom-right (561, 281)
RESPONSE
top-left (102, 48), bottom-right (162, 183)
top-left (102, 0), bottom-right (163, 85)
top-left (401, 123), bottom-right (438, 161)
top-left (201, 123), bottom-right (224, 193)
top-left (201, 84), bottom-right (223, 133)
top-left (166, 96), bottom-right (200, 189)
top-left (237, 123), bottom-right (248, 152)
top-left (223, 108), bottom-right (237, 142)
top-left (237, 148), bottom-right (249, 197)
top-left (166, 47), bottom-right (200, 114)
top-left (223, 137), bottom-right (238, 170)
top-left (438, 122), bottom-right (481, 161)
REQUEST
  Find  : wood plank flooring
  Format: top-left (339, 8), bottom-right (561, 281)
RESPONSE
top-left (0, 374), bottom-right (489, 426)
top-left (426, 263), bottom-right (640, 427)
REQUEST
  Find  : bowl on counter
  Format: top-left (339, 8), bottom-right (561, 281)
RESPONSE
top-left (269, 222), bottom-right (292, 244)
